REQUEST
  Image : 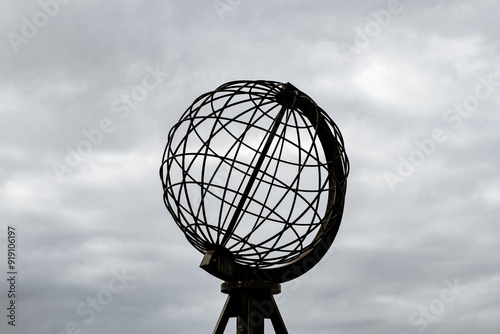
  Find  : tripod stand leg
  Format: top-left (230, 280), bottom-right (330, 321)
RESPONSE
top-left (268, 295), bottom-right (288, 334)
top-left (246, 293), bottom-right (264, 334)
top-left (213, 295), bottom-right (233, 334)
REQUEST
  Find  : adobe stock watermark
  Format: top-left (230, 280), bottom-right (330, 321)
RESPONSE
top-left (338, 0), bottom-right (411, 63)
top-left (271, 233), bottom-right (335, 311)
top-left (6, 226), bottom-right (18, 327)
top-left (48, 268), bottom-right (135, 334)
top-left (385, 73), bottom-right (500, 191)
top-left (214, 235), bottom-right (335, 332)
top-left (399, 278), bottom-right (467, 334)
top-left (237, 235), bottom-right (335, 331)
top-left (212, 0), bottom-right (243, 21)
top-left (7, 0), bottom-right (70, 54)
top-left (51, 64), bottom-right (168, 182)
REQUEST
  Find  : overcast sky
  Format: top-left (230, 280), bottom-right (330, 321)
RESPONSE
top-left (1, 1), bottom-right (499, 333)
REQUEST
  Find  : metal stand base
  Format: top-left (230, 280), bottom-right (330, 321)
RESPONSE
top-left (212, 281), bottom-right (288, 334)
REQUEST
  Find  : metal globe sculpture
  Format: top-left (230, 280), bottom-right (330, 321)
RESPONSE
top-left (160, 80), bottom-right (349, 333)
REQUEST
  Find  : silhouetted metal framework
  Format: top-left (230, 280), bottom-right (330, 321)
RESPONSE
top-left (160, 80), bottom-right (349, 333)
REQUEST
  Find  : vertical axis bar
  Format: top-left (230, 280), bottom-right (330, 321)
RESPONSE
top-left (220, 103), bottom-right (289, 247)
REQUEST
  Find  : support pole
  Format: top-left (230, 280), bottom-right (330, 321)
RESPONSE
top-left (212, 281), bottom-right (288, 334)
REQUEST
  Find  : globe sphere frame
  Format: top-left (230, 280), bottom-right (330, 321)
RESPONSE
top-left (160, 80), bottom-right (349, 283)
